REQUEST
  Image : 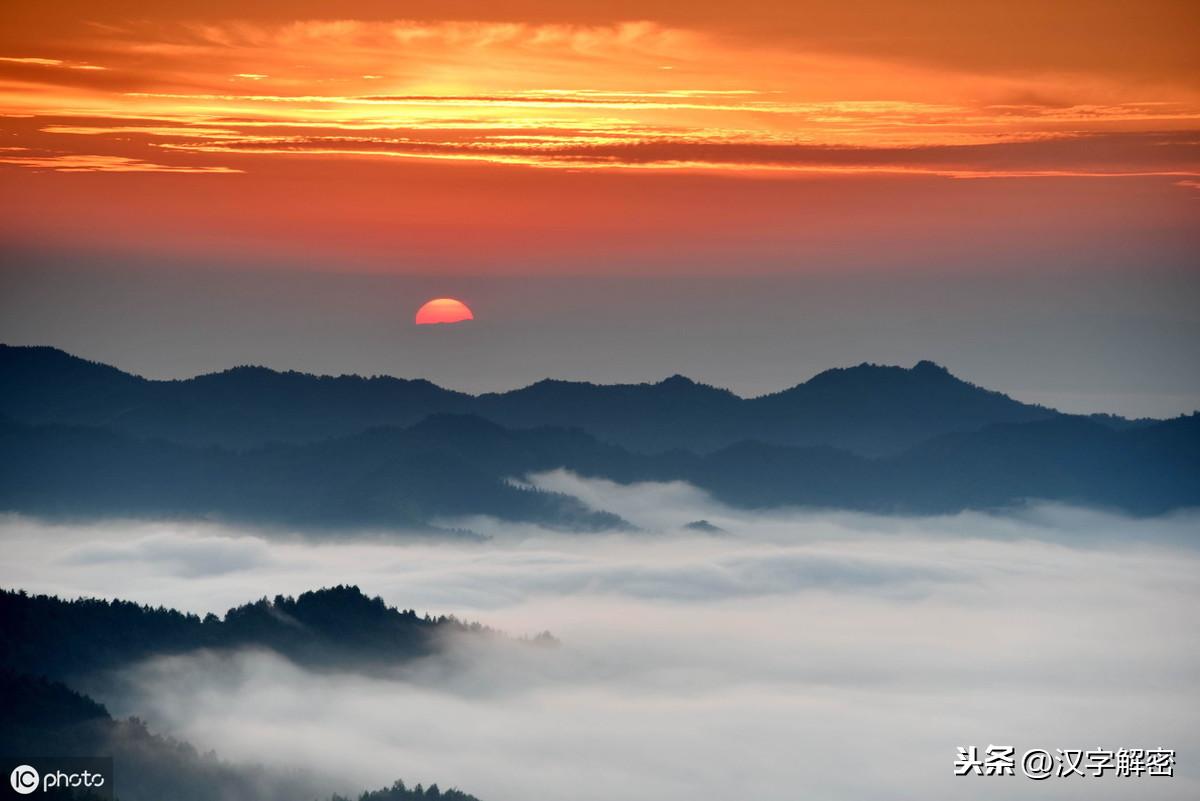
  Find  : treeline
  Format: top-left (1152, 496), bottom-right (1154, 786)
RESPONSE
top-left (335, 781), bottom-right (482, 801)
top-left (0, 585), bottom-right (496, 682)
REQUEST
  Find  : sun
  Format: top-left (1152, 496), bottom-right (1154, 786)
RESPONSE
top-left (415, 297), bottom-right (474, 325)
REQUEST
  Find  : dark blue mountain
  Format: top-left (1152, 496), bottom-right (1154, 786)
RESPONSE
top-left (0, 345), bottom-right (473, 449)
top-left (743, 359), bottom-right (1057, 454)
top-left (1, 344), bottom-right (1071, 455)
top-left (0, 414), bottom-right (625, 531)
top-left (2, 343), bottom-right (1193, 524)
top-left (1, 409), bottom-right (1195, 525)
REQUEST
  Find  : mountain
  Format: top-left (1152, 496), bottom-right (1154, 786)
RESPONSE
top-left (0, 585), bottom-right (495, 682)
top-left (892, 414), bottom-right (1200, 514)
top-left (741, 360), bottom-right (1058, 455)
top-left (0, 345), bottom-right (475, 449)
top-left (474, 374), bottom-right (747, 453)
top-left (0, 586), bottom-right (493, 801)
top-left (0, 414), bottom-right (626, 531)
top-left (0, 671), bottom-right (481, 801)
top-left (1, 345), bottom-right (1069, 455)
top-left (0, 588), bottom-right (490, 801)
top-left (2, 408), bottom-right (1196, 526)
top-left (2, 343), bottom-right (1194, 525)
top-left (681, 414), bottom-right (1200, 515)
top-left (0, 669), bottom-right (324, 801)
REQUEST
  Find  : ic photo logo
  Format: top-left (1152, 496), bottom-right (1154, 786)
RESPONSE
top-left (4, 758), bottom-right (112, 799)
top-left (8, 766), bottom-right (38, 795)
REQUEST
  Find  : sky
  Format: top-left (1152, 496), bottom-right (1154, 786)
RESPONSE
top-left (0, 1), bottom-right (1197, 414)
top-left (1, 474), bottom-right (1197, 800)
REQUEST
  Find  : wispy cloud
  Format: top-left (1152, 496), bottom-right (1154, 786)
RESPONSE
top-left (0, 152), bottom-right (241, 172)
top-left (1, 20), bottom-right (1197, 178)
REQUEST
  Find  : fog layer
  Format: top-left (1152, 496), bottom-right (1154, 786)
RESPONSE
top-left (1, 475), bottom-right (1196, 800)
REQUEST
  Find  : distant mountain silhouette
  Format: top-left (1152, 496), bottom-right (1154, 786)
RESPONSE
top-left (0, 414), bottom-right (626, 531)
top-left (743, 360), bottom-right (1058, 455)
top-left (2, 408), bottom-right (1196, 525)
top-left (3, 343), bottom-right (1195, 524)
top-left (0, 345), bottom-right (474, 449)
top-left (1, 345), bottom-right (1073, 455)
top-left (680, 415), bottom-right (1200, 515)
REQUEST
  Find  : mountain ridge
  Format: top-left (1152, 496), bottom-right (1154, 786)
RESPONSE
top-left (1, 344), bottom-right (1092, 455)
top-left (2, 409), bottom-right (1195, 526)
top-left (3, 343), bottom-right (1194, 527)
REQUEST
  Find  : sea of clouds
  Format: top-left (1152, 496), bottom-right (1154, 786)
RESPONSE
top-left (1, 472), bottom-right (1197, 800)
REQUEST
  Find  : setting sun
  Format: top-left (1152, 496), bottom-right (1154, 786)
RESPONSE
top-left (415, 297), bottom-right (474, 325)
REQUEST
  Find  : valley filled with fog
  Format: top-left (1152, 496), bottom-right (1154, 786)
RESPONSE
top-left (2, 473), bottom-right (1197, 801)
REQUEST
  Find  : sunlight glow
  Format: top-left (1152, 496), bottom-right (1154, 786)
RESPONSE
top-left (1, 19), bottom-right (1196, 178)
top-left (415, 297), bottom-right (475, 325)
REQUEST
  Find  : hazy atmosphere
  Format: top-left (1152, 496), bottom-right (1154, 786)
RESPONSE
top-left (2, 473), bottom-right (1198, 800)
top-left (2, 261), bottom-right (1198, 417)
top-left (2, 2), bottom-right (1196, 799)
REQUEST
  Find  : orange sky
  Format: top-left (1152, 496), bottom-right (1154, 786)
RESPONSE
top-left (0, 1), bottom-right (1197, 272)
